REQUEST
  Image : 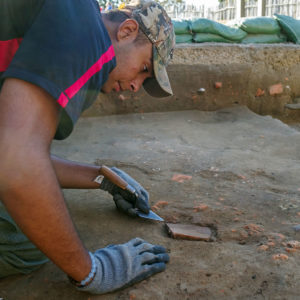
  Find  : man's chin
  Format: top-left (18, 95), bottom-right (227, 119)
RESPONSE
top-left (100, 85), bottom-right (111, 94)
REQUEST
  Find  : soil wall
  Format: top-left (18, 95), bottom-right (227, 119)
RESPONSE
top-left (83, 43), bottom-right (300, 122)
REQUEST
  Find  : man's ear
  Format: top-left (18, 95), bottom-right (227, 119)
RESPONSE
top-left (117, 19), bottom-right (139, 43)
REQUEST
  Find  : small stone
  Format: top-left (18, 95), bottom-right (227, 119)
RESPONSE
top-left (197, 88), bottom-right (206, 94)
top-left (118, 94), bottom-right (126, 101)
top-left (292, 224), bottom-right (300, 232)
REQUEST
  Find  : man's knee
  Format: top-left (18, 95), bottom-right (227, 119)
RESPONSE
top-left (0, 202), bottom-right (49, 278)
top-left (0, 249), bottom-right (49, 278)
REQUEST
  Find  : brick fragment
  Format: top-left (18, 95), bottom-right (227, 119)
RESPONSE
top-left (255, 88), bottom-right (265, 97)
top-left (193, 204), bottom-right (209, 212)
top-left (269, 232), bottom-right (286, 241)
top-left (151, 201), bottom-right (169, 211)
top-left (129, 293), bottom-right (137, 300)
top-left (272, 253), bottom-right (288, 261)
top-left (244, 224), bottom-right (264, 236)
top-left (166, 223), bottom-right (212, 241)
top-left (285, 247), bottom-right (298, 253)
top-left (258, 245), bottom-right (269, 251)
top-left (171, 174), bottom-right (192, 183)
top-left (214, 82), bottom-right (222, 89)
top-left (286, 240), bottom-right (300, 249)
top-left (269, 83), bottom-right (283, 96)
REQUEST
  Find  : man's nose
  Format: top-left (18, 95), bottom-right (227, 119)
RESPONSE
top-left (130, 75), bottom-right (148, 92)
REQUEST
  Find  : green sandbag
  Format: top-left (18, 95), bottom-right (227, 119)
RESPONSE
top-left (193, 33), bottom-right (234, 43)
top-left (191, 18), bottom-right (247, 41)
top-left (241, 33), bottom-right (287, 44)
top-left (172, 19), bottom-right (191, 34)
top-left (176, 34), bottom-right (193, 44)
top-left (239, 17), bottom-right (281, 34)
top-left (274, 14), bottom-right (300, 44)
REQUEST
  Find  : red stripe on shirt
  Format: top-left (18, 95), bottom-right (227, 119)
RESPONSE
top-left (57, 45), bottom-right (115, 108)
top-left (0, 38), bottom-right (23, 72)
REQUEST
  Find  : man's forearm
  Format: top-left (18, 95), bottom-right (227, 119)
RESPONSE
top-left (51, 155), bottom-right (101, 189)
top-left (0, 152), bottom-right (91, 282)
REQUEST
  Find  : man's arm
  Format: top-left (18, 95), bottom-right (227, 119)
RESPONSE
top-left (0, 78), bottom-right (91, 282)
top-left (51, 155), bottom-right (101, 189)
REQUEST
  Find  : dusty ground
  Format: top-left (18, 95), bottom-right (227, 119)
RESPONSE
top-left (0, 107), bottom-right (300, 300)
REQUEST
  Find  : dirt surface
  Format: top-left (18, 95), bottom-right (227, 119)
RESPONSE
top-left (1, 107), bottom-right (300, 300)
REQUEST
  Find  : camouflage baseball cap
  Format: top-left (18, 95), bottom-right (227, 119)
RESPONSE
top-left (120, 0), bottom-right (175, 98)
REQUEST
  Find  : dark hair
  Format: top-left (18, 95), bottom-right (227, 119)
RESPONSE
top-left (103, 9), bottom-right (149, 45)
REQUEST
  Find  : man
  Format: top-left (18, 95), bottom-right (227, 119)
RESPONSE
top-left (0, 0), bottom-right (175, 294)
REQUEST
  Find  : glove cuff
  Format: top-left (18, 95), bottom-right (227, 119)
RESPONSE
top-left (93, 166), bottom-right (115, 193)
top-left (69, 252), bottom-right (97, 288)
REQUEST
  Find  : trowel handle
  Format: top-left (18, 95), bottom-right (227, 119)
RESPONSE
top-left (99, 165), bottom-right (128, 190)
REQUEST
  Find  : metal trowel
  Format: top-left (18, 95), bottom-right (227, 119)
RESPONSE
top-left (97, 165), bottom-right (164, 221)
top-left (136, 209), bottom-right (164, 221)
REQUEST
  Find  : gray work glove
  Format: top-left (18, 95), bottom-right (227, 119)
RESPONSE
top-left (78, 238), bottom-right (169, 294)
top-left (100, 167), bottom-right (150, 217)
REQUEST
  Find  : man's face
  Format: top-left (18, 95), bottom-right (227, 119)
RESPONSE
top-left (101, 39), bottom-right (153, 93)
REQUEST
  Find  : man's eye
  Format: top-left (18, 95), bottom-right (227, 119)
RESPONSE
top-left (143, 64), bottom-right (148, 72)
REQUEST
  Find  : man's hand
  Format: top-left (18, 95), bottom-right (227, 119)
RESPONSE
top-left (100, 167), bottom-right (150, 217)
top-left (77, 238), bottom-right (169, 294)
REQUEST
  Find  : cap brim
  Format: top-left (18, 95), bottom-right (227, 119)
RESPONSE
top-left (143, 46), bottom-right (173, 98)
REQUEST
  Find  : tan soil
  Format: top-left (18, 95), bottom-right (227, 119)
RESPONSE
top-left (1, 107), bottom-right (299, 300)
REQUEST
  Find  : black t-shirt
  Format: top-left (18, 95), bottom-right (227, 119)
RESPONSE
top-left (0, 0), bottom-right (116, 139)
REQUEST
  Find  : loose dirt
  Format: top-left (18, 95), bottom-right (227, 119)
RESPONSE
top-left (0, 107), bottom-right (299, 300)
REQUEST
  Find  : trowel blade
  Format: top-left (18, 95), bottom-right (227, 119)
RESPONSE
top-left (136, 210), bottom-right (164, 221)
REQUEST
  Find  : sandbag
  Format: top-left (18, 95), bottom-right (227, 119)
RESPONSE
top-left (172, 19), bottom-right (191, 35)
top-left (193, 33), bottom-right (234, 43)
top-left (241, 33), bottom-right (287, 44)
top-left (191, 18), bottom-right (247, 41)
top-left (239, 17), bottom-right (281, 34)
top-left (176, 34), bottom-right (193, 44)
top-left (274, 14), bottom-right (300, 44)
